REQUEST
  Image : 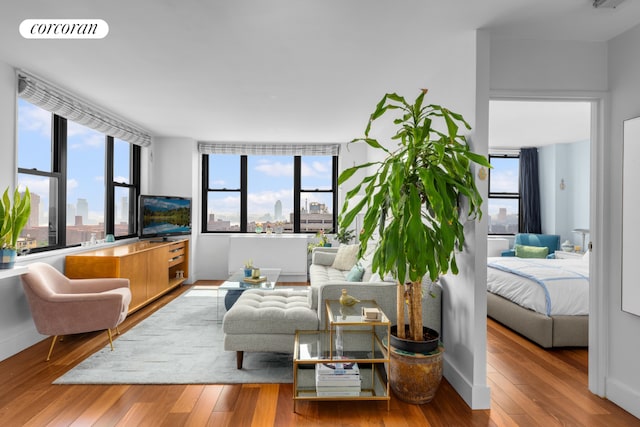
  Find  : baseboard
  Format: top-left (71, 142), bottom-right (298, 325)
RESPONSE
top-left (443, 354), bottom-right (491, 410)
top-left (606, 377), bottom-right (640, 419)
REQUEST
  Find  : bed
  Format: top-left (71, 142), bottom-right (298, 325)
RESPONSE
top-left (486, 253), bottom-right (589, 348)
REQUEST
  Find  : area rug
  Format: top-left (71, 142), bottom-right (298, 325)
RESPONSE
top-left (54, 286), bottom-right (293, 384)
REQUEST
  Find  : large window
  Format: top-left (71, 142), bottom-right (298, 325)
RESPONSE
top-left (17, 99), bottom-right (140, 252)
top-left (488, 154), bottom-right (519, 234)
top-left (202, 154), bottom-right (337, 234)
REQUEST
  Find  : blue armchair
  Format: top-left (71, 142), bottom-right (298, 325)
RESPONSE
top-left (501, 233), bottom-right (561, 259)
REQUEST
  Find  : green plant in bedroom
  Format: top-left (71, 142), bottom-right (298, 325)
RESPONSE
top-left (338, 90), bottom-right (489, 404)
top-left (0, 186), bottom-right (31, 269)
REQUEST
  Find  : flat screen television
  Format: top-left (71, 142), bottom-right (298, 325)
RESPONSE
top-left (139, 195), bottom-right (192, 240)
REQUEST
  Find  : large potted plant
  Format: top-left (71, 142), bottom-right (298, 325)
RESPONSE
top-left (0, 187), bottom-right (31, 269)
top-left (338, 90), bottom-right (489, 403)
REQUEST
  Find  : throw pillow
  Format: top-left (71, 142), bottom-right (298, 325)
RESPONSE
top-left (331, 244), bottom-right (359, 270)
top-left (312, 250), bottom-right (335, 266)
top-left (346, 263), bottom-right (365, 281)
top-left (515, 244), bottom-right (548, 259)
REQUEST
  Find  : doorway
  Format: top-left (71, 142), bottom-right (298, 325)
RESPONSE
top-left (487, 96), bottom-right (600, 390)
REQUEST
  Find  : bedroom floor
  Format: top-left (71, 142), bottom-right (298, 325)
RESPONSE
top-left (487, 318), bottom-right (638, 426)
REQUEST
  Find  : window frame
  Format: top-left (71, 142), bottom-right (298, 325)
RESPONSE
top-left (488, 153), bottom-right (520, 236)
top-left (17, 103), bottom-right (141, 252)
top-left (201, 154), bottom-right (338, 234)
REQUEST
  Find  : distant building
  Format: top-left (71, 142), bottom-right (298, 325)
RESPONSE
top-left (498, 207), bottom-right (507, 222)
top-left (28, 192), bottom-right (39, 227)
top-left (77, 198), bottom-right (89, 225)
top-left (308, 202), bottom-right (327, 214)
top-left (274, 200), bottom-right (282, 221)
top-left (67, 203), bottom-right (76, 226)
top-left (119, 196), bottom-right (128, 224)
top-left (298, 212), bottom-right (333, 232)
top-left (207, 213), bottom-right (233, 231)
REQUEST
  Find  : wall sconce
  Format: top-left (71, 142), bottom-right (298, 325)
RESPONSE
top-left (560, 178), bottom-right (566, 190)
top-left (477, 167), bottom-right (487, 181)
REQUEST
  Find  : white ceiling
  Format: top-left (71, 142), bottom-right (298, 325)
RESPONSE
top-left (1, 1), bottom-right (639, 143)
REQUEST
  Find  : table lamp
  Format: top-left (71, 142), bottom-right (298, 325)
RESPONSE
top-left (572, 228), bottom-right (589, 253)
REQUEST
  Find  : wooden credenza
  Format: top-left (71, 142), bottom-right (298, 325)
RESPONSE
top-left (65, 239), bottom-right (189, 313)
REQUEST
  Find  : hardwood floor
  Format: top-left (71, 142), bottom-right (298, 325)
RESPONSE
top-left (1, 282), bottom-right (638, 427)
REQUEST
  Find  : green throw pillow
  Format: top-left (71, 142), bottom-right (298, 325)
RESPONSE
top-left (515, 244), bottom-right (548, 259)
top-left (346, 263), bottom-right (365, 281)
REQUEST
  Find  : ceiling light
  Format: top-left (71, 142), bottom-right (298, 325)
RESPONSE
top-left (593, 0), bottom-right (625, 8)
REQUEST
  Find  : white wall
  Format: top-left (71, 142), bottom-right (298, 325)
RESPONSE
top-left (148, 137), bottom-right (198, 283)
top-left (490, 38), bottom-right (607, 92)
top-left (539, 140), bottom-right (590, 244)
top-left (436, 30), bottom-right (491, 410)
top-left (0, 61), bottom-right (15, 187)
top-left (0, 60), bottom-right (43, 361)
top-left (604, 22), bottom-right (640, 418)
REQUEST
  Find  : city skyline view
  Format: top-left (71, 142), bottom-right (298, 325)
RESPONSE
top-left (207, 154), bottom-right (333, 228)
top-left (488, 156), bottom-right (519, 234)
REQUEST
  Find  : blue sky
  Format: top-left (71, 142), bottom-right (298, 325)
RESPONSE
top-left (487, 157), bottom-right (519, 217)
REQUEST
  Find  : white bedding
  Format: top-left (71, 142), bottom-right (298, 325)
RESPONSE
top-left (487, 256), bottom-right (589, 316)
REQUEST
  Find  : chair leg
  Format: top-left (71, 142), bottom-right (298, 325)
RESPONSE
top-left (236, 351), bottom-right (244, 369)
top-left (46, 335), bottom-right (58, 361)
top-left (107, 329), bottom-right (114, 351)
top-left (116, 326), bottom-right (121, 335)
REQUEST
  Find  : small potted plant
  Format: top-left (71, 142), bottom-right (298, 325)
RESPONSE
top-left (243, 259), bottom-right (253, 277)
top-left (0, 186), bottom-right (31, 269)
top-left (307, 229), bottom-right (331, 253)
top-left (335, 228), bottom-right (355, 245)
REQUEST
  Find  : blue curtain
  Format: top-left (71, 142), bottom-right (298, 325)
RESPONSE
top-left (519, 148), bottom-right (541, 233)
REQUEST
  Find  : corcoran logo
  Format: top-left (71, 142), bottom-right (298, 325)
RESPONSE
top-left (19, 19), bottom-right (109, 39)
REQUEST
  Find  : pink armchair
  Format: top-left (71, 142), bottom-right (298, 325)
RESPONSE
top-left (21, 262), bottom-right (132, 361)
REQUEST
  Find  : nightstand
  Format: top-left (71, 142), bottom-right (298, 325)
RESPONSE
top-left (554, 250), bottom-right (584, 259)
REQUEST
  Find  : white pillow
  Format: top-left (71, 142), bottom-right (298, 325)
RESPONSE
top-left (331, 244), bottom-right (359, 271)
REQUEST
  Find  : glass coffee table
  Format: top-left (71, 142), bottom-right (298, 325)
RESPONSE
top-left (217, 268), bottom-right (281, 318)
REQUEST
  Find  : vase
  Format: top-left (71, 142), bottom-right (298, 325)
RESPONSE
top-left (0, 248), bottom-right (17, 269)
top-left (390, 344), bottom-right (444, 404)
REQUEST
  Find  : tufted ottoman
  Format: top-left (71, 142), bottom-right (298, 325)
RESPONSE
top-left (223, 288), bottom-right (318, 369)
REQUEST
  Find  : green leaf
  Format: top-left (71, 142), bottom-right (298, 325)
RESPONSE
top-left (337, 161), bottom-right (379, 185)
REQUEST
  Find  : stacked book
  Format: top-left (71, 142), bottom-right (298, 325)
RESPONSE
top-left (315, 361), bottom-right (361, 396)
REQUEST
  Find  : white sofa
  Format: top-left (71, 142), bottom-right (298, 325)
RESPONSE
top-left (223, 245), bottom-right (442, 369)
top-left (308, 246), bottom-right (442, 333)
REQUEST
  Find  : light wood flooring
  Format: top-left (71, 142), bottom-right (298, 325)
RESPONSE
top-left (0, 281), bottom-right (638, 426)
